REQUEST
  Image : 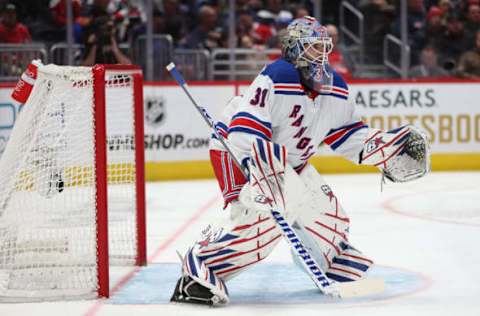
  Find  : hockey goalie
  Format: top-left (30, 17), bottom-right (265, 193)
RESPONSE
top-left (170, 16), bottom-right (430, 305)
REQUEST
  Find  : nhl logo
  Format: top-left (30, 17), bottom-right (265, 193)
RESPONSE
top-left (145, 96), bottom-right (166, 127)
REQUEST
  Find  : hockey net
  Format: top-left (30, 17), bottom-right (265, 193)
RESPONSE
top-left (0, 64), bottom-right (146, 301)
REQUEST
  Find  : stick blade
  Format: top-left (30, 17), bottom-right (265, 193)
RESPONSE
top-left (337, 277), bottom-right (385, 298)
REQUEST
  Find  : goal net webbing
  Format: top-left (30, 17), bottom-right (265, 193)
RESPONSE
top-left (0, 64), bottom-right (143, 301)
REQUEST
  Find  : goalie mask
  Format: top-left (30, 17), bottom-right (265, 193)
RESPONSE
top-left (282, 16), bottom-right (333, 85)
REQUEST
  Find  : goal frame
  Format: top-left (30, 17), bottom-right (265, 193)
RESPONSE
top-left (93, 64), bottom-right (146, 298)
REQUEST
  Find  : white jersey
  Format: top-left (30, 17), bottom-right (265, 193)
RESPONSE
top-left (211, 58), bottom-right (371, 172)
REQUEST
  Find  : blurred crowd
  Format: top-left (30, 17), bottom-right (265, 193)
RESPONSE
top-left (0, 0), bottom-right (479, 79)
top-left (352, 0), bottom-right (480, 78)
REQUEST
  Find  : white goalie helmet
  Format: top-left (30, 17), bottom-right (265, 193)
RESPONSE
top-left (282, 16), bottom-right (333, 81)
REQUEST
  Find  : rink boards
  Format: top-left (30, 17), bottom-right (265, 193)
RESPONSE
top-left (1, 79), bottom-right (479, 180)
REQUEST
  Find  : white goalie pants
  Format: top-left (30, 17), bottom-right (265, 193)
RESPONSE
top-left (183, 163), bottom-right (373, 289)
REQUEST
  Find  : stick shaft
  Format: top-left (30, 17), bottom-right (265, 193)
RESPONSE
top-left (167, 63), bottom-right (247, 178)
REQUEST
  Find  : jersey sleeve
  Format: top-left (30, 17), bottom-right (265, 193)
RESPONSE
top-left (321, 73), bottom-right (370, 164)
top-left (227, 74), bottom-right (274, 165)
top-left (209, 95), bottom-right (241, 151)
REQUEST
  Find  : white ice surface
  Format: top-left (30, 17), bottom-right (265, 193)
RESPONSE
top-left (1, 171), bottom-right (479, 316)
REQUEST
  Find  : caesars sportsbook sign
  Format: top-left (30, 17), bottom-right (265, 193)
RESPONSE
top-left (0, 81), bottom-right (479, 162)
top-left (350, 83), bottom-right (480, 153)
top-left (143, 81), bottom-right (480, 162)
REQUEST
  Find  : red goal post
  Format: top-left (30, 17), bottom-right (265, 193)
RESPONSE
top-left (93, 64), bottom-right (147, 298)
top-left (0, 63), bottom-right (146, 301)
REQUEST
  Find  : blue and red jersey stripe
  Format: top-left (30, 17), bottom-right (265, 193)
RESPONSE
top-left (229, 112), bottom-right (272, 141)
top-left (324, 121), bottom-right (368, 150)
top-left (319, 85), bottom-right (349, 100)
top-left (273, 83), bottom-right (306, 96)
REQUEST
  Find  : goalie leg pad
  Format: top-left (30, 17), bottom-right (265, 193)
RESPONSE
top-left (289, 165), bottom-right (373, 281)
top-left (194, 201), bottom-right (282, 280)
top-left (325, 243), bottom-right (373, 282)
top-left (172, 200), bottom-right (283, 305)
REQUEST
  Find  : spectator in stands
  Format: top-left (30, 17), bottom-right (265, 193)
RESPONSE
top-left (157, 0), bottom-right (187, 44)
top-left (455, 29), bottom-right (480, 78)
top-left (426, 6), bottom-right (445, 32)
top-left (393, 0), bottom-right (427, 65)
top-left (240, 0), bottom-right (262, 14)
top-left (50, 0), bottom-right (82, 28)
top-left (438, 0), bottom-right (453, 15)
top-left (131, 0), bottom-right (185, 45)
top-left (180, 5), bottom-right (225, 50)
top-left (110, 0), bottom-right (145, 44)
top-left (274, 10), bottom-right (292, 31)
top-left (3, 0), bottom-right (78, 43)
top-left (266, 10), bottom-right (293, 50)
top-left (409, 46), bottom-right (449, 77)
top-left (293, 5), bottom-right (310, 19)
top-left (81, 15), bottom-right (132, 66)
top-left (3, 0), bottom-right (45, 41)
top-left (326, 24), bottom-right (353, 80)
top-left (322, 0), bottom-right (342, 25)
top-left (252, 10), bottom-right (276, 46)
top-left (49, 0), bottom-right (83, 42)
top-left (237, 9), bottom-right (255, 48)
top-left (130, 7), bottom-right (163, 42)
top-left (425, 6), bottom-right (446, 48)
top-left (0, 3), bottom-right (31, 43)
top-left (464, 4), bottom-right (480, 45)
top-left (427, 5), bottom-right (445, 25)
top-left (360, 0), bottom-right (396, 64)
top-left (79, 0), bottom-right (112, 37)
top-left (436, 13), bottom-right (469, 71)
top-left (234, 0), bottom-right (251, 12)
top-left (265, 0), bottom-right (282, 15)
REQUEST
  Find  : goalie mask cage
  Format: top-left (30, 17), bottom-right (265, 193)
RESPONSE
top-left (0, 64), bottom-right (146, 301)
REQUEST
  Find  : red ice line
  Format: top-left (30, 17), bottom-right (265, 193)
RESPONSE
top-left (84, 193), bottom-right (221, 316)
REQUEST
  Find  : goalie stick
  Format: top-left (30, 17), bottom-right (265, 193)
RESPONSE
top-left (166, 63), bottom-right (384, 298)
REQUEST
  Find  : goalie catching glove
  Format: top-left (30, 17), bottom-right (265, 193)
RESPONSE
top-left (360, 125), bottom-right (430, 183)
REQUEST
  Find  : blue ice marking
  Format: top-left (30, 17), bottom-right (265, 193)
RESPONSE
top-left (109, 263), bottom-right (427, 305)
